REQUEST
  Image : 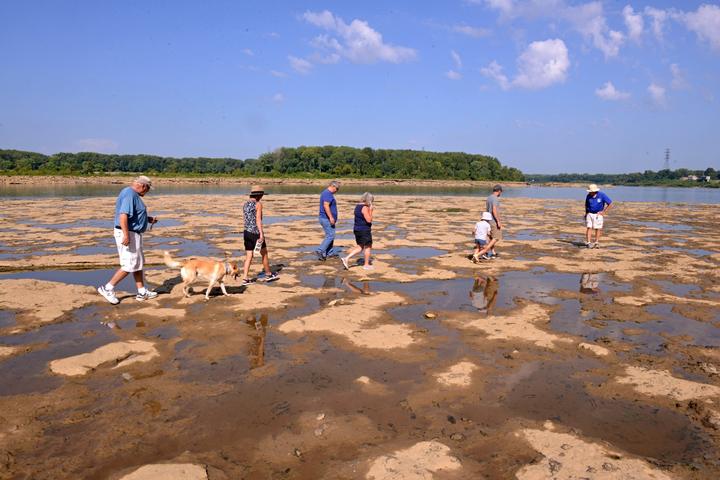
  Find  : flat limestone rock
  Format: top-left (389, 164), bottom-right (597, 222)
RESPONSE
top-left (616, 366), bottom-right (720, 401)
top-left (516, 426), bottom-right (672, 479)
top-left (365, 441), bottom-right (461, 479)
top-left (50, 340), bottom-right (159, 376)
top-left (119, 463), bottom-right (207, 480)
top-left (435, 361), bottom-right (478, 387)
top-left (578, 342), bottom-right (610, 357)
top-left (453, 303), bottom-right (574, 349)
top-left (0, 279), bottom-right (99, 324)
top-left (0, 346), bottom-right (17, 358)
top-left (279, 292), bottom-right (416, 349)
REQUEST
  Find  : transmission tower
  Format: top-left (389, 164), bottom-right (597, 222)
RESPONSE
top-left (664, 148), bottom-right (670, 170)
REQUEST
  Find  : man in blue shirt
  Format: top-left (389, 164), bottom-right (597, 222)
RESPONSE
top-left (315, 180), bottom-right (340, 261)
top-left (97, 176), bottom-right (159, 304)
top-left (584, 184), bottom-right (613, 248)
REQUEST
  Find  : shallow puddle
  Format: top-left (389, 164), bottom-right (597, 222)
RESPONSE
top-left (383, 246), bottom-right (446, 259)
top-left (503, 361), bottom-right (706, 462)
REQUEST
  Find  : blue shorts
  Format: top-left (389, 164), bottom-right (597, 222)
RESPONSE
top-left (474, 239), bottom-right (487, 247)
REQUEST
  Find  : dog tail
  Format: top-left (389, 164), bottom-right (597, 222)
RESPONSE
top-left (163, 251), bottom-right (182, 268)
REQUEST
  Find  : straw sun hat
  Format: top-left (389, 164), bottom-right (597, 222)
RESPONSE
top-left (586, 184), bottom-right (600, 192)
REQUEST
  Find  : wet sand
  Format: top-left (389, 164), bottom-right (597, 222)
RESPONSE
top-left (0, 193), bottom-right (719, 479)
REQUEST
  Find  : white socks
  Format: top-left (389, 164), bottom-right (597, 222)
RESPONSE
top-left (138, 287), bottom-right (147, 295)
top-left (104, 283), bottom-right (115, 291)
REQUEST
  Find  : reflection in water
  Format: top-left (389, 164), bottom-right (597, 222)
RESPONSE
top-left (469, 275), bottom-right (499, 315)
top-left (580, 273), bottom-right (601, 294)
top-left (244, 313), bottom-right (268, 368)
top-left (342, 277), bottom-right (371, 295)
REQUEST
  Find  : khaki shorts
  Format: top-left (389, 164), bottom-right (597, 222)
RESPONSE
top-left (114, 229), bottom-right (144, 272)
top-left (586, 213), bottom-right (604, 230)
top-left (490, 222), bottom-right (503, 242)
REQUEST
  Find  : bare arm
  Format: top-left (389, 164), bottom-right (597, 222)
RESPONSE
top-left (256, 202), bottom-right (264, 238)
top-left (492, 205), bottom-right (502, 229)
top-left (601, 202), bottom-right (613, 215)
top-left (119, 214), bottom-right (130, 245)
top-left (323, 201), bottom-right (335, 225)
top-left (362, 205), bottom-right (373, 223)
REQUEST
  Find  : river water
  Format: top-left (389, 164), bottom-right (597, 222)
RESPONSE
top-left (0, 182), bottom-right (718, 204)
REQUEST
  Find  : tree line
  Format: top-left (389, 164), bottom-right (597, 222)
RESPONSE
top-left (0, 147), bottom-right (525, 181)
top-left (527, 167), bottom-right (719, 187)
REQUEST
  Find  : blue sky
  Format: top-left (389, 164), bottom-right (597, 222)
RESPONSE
top-left (0, 0), bottom-right (718, 173)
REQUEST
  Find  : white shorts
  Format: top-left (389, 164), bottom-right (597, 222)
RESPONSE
top-left (114, 229), bottom-right (144, 272)
top-left (585, 213), bottom-right (604, 230)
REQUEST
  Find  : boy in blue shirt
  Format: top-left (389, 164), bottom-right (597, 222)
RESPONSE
top-left (584, 184), bottom-right (613, 248)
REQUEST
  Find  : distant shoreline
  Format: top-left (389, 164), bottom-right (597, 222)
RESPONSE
top-left (1, 174), bottom-right (715, 189)
top-left (0, 174), bottom-right (535, 188)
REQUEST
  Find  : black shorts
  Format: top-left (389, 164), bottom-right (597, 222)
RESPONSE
top-left (354, 229), bottom-right (372, 247)
top-left (243, 231), bottom-right (267, 251)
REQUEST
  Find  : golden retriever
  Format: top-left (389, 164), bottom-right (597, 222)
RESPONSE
top-left (163, 251), bottom-right (239, 299)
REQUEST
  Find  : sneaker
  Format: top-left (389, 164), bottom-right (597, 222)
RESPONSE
top-left (585, 242), bottom-right (593, 249)
top-left (316, 253), bottom-right (327, 262)
top-left (241, 278), bottom-right (253, 286)
top-left (264, 273), bottom-right (280, 282)
top-left (135, 290), bottom-right (158, 301)
top-left (480, 254), bottom-right (490, 260)
top-left (341, 257), bottom-right (350, 270)
top-left (593, 242), bottom-right (600, 249)
top-left (97, 286), bottom-right (119, 305)
top-left (362, 265), bottom-right (374, 270)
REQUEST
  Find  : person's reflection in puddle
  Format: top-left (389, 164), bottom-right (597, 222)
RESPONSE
top-left (469, 275), bottom-right (498, 315)
top-left (244, 313), bottom-right (268, 368)
top-left (341, 277), bottom-right (371, 295)
top-left (580, 272), bottom-right (601, 294)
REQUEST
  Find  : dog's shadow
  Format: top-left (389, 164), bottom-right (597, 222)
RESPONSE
top-left (155, 275), bottom-right (183, 294)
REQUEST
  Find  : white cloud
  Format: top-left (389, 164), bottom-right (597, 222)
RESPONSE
top-left (242, 48), bottom-right (254, 56)
top-left (563, 2), bottom-right (624, 58)
top-left (302, 10), bottom-right (416, 64)
top-left (446, 70), bottom-right (463, 80)
top-left (670, 63), bottom-right (687, 89)
top-left (76, 138), bottom-right (118, 153)
top-left (272, 93), bottom-right (285, 103)
top-left (644, 7), bottom-right (669, 41)
top-left (480, 0), bottom-right (624, 58)
top-left (452, 24), bottom-right (491, 37)
top-left (682, 4), bottom-right (720, 51)
top-left (288, 55), bottom-right (313, 74)
top-left (270, 70), bottom-right (287, 78)
top-left (513, 38), bottom-right (570, 89)
top-left (648, 82), bottom-right (667, 107)
top-left (482, 38), bottom-right (569, 90)
top-left (595, 81), bottom-right (630, 100)
top-left (480, 60), bottom-right (510, 90)
top-left (451, 50), bottom-right (463, 69)
top-left (623, 5), bottom-right (643, 42)
top-left (482, 0), bottom-right (515, 16)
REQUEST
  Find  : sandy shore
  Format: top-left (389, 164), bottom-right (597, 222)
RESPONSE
top-left (0, 192), bottom-right (718, 478)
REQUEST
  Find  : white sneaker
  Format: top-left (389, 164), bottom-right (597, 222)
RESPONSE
top-left (341, 257), bottom-right (350, 270)
top-left (98, 286), bottom-right (119, 305)
top-left (135, 290), bottom-right (158, 301)
top-left (362, 265), bottom-right (374, 270)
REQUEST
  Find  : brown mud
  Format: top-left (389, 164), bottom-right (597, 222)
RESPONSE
top-left (0, 192), bottom-right (718, 479)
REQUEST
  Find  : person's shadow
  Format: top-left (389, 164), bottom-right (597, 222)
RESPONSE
top-left (557, 239), bottom-right (588, 248)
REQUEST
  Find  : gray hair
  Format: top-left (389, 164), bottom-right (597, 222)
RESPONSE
top-left (360, 192), bottom-right (374, 206)
top-left (329, 180), bottom-right (340, 189)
